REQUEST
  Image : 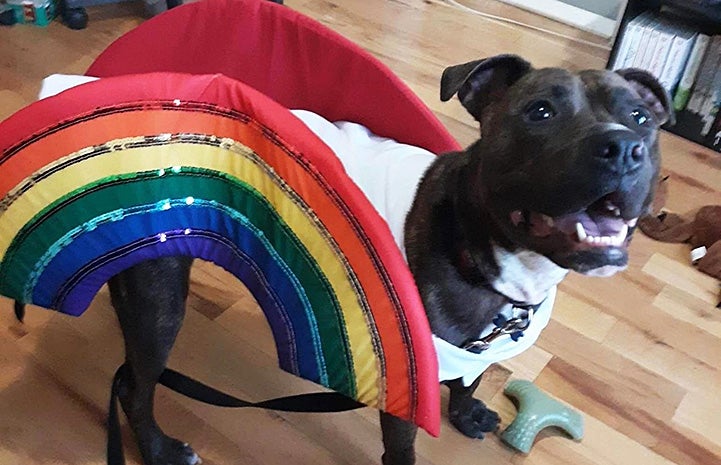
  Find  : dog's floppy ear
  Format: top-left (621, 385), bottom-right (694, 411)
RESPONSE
top-left (616, 68), bottom-right (675, 126)
top-left (440, 54), bottom-right (532, 122)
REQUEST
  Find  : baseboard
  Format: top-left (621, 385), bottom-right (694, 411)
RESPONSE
top-left (496, 0), bottom-right (622, 38)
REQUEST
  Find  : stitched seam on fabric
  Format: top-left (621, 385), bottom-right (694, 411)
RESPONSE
top-left (58, 230), bottom-right (301, 376)
top-left (3, 102), bottom-right (411, 409)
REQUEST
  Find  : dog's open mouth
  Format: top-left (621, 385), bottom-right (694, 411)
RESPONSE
top-left (510, 193), bottom-right (639, 249)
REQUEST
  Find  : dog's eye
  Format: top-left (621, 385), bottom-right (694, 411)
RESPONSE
top-left (630, 108), bottom-right (651, 126)
top-left (525, 100), bottom-right (556, 121)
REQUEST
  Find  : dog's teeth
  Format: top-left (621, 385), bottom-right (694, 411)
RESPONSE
top-left (618, 224), bottom-right (628, 243)
top-left (543, 215), bottom-right (555, 227)
top-left (608, 225), bottom-right (629, 246)
top-left (626, 217), bottom-right (638, 227)
top-left (581, 225), bottom-right (629, 247)
top-left (575, 222), bottom-right (587, 241)
top-left (604, 201), bottom-right (621, 216)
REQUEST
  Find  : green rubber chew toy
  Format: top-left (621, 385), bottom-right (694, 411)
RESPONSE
top-left (500, 380), bottom-right (584, 453)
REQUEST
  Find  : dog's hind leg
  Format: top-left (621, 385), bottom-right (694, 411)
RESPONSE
top-left (446, 375), bottom-right (500, 439)
top-left (380, 411), bottom-right (418, 465)
top-left (108, 256), bottom-right (199, 465)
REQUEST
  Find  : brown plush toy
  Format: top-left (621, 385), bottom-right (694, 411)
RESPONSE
top-left (639, 176), bottom-right (721, 308)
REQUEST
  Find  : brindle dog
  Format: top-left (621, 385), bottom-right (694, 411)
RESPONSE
top-left (28, 55), bottom-right (671, 465)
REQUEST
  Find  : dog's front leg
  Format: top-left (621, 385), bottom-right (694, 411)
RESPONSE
top-left (446, 375), bottom-right (500, 439)
top-left (380, 411), bottom-right (418, 465)
top-left (108, 256), bottom-right (200, 465)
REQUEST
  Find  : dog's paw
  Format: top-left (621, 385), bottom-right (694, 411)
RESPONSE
top-left (143, 437), bottom-right (201, 465)
top-left (167, 440), bottom-right (201, 465)
top-left (449, 398), bottom-right (500, 439)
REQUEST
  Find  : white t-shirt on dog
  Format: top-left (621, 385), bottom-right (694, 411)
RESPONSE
top-left (39, 74), bottom-right (555, 387)
top-left (290, 110), bottom-right (556, 387)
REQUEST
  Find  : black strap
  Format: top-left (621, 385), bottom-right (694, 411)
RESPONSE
top-left (107, 364), bottom-right (364, 464)
top-left (14, 301), bottom-right (25, 322)
top-left (107, 366), bottom-right (126, 465)
top-left (158, 367), bottom-right (365, 411)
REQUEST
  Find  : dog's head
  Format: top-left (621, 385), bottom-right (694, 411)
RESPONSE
top-left (441, 55), bottom-right (673, 276)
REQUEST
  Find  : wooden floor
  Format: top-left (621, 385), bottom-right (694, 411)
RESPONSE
top-left (1, 1), bottom-right (720, 464)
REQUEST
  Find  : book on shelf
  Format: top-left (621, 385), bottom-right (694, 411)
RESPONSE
top-left (611, 11), bottom-right (653, 70)
top-left (634, 15), bottom-right (661, 70)
top-left (686, 35), bottom-right (721, 115)
top-left (705, 109), bottom-right (721, 152)
top-left (611, 12), bottom-right (696, 94)
top-left (611, 8), bottom-right (721, 149)
top-left (658, 23), bottom-right (697, 92)
top-left (673, 33), bottom-right (711, 111)
top-left (698, 52), bottom-right (721, 136)
top-left (647, 19), bottom-right (675, 78)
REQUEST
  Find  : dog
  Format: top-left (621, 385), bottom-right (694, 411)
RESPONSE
top-left (103, 55), bottom-right (672, 465)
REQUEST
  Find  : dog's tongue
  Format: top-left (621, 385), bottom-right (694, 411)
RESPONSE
top-left (575, 211), bottom-right (625, 237)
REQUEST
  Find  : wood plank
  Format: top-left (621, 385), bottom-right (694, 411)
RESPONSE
top-left (536, 357), bottom-right (716, 465)
top-left (653, 285), bottom-right (721, 339)
top-left (643, 253), bottom-right (719, 305)
top-left (551, 290), bottom-right (617, 342)
top-left (536, 321), bottom-right (686, 421)
top-left (673, 391), bottom-right (721, 449)
top-left (603, 319), bottom-right (721, 394)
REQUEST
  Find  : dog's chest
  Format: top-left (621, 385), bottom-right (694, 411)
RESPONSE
top-left (434, 285), bottom-right (557, 385)
top-left (490, 244), bottom-right (569, 305)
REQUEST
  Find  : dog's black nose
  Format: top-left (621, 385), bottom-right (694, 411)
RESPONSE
top-left (593, 130), bottom-right (645, 173)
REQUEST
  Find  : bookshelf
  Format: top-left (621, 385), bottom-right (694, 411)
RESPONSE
top-left (608, 0), bottom-right (721, 152)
